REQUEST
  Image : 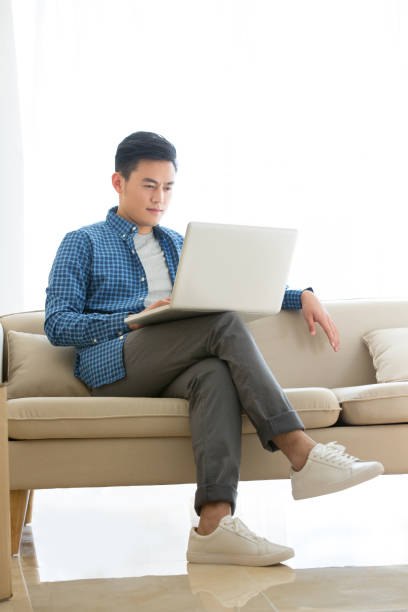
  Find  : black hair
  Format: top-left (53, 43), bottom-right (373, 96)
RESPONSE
top-left (115, 131), bottom-right (177, 180)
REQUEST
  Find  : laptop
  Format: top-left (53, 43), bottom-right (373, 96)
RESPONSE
top-left (124, 221), bottom-right (297, 326)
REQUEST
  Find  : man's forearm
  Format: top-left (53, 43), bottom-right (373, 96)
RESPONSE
top-left (44, 310), bottom-right (130, 348)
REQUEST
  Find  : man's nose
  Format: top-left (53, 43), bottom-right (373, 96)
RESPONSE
top-left (152, 186), bottom-right (164, 204)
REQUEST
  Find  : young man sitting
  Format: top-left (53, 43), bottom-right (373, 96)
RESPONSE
top-left (45, 131), bottom-right (383, 566)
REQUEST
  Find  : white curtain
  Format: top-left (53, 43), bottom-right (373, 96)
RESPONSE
top-left (11, 0), bottom-right (408, 310)
top-left (1, 0), bottom-right (24, 314)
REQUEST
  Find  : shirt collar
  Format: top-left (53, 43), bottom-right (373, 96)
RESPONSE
top-left (105, 206), bottom-right (163, 238)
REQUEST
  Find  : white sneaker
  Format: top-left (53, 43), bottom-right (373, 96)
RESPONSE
top-left (186, 516), bottom-right (294, 566)
top-left (291, 441), bottom-right (384, 500)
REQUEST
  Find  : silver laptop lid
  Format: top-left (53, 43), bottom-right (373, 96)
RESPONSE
top-left (171, 222), bottom-right (298, 314)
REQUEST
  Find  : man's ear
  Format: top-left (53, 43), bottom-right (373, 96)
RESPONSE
top-left (112, 172), bottom-right (124, 194)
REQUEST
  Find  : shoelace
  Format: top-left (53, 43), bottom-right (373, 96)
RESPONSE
top-left (313, 441), bottom-right (360, 466)
top-left (221, 517), bottom-right (268, 543)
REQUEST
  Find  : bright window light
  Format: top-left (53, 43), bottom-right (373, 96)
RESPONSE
top-left (11, 0), bottom-right (408, 309)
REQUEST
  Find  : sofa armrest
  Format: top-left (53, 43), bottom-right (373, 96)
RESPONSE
top-left (0, 383), bottom-right (12, 600)
top-left (0, 322), bottom-right (4, 384)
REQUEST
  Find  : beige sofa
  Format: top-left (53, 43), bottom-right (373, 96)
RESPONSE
top-left (1, 299), bottom-right (408, 588)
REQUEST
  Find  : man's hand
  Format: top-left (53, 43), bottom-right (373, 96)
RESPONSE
top-left (300, 290), bottom-right (340, 352)
top-left (127, 297), bottom-right (171, 330)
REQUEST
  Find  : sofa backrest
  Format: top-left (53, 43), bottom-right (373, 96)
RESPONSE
top-left (248, 299), bottom-right (408, 388)
top-left (2, 300), bottom-right (408, 389)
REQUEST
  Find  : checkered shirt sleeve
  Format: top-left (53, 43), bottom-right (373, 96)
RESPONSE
top-left (45, 207), bottom-right (184, 387)
top-left (282, 287), bottom-right (313, 310)
top-left (45, 230), bottom-right (130, 347)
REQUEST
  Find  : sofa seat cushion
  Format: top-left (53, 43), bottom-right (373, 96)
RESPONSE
top-left (7, 388), bottom-right (340, 440)
top-left (282, 388), bottom-right (340, 429)
top-left (8, 397), bottom-right (191, 440)
top-left (332, 382), bottom-right (408, 425)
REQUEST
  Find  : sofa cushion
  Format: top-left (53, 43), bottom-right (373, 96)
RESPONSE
top-left (282, 388), bottom-right (340, 429)
top-left (7, 330), bottom-right (90, 399)
top-left (332, 382), bottom-right (408, 425)
top-left (7, 397), bottom-right (191, 439)
top-left (363, 327), bottom-right (408, 383)
top-left (1, 310), bottom-right (45, 382)
top-left (7, 388), bottom-right (340, 440)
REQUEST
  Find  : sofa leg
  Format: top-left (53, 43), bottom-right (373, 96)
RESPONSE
top-left (24, 490), bottom-right (34, 525)
top-left (10, 490), bottom-right (29, 556)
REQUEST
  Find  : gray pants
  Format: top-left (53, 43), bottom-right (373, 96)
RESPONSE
top-left (91, 312), bottom-right (304, 515)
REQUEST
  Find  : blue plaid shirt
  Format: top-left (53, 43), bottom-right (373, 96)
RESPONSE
top-left (45, 206), bottom-right (310, 388)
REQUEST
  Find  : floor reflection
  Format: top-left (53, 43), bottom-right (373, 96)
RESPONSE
top-left (5, 475), bottom-right (408, 610)
top-left (187, 563), bottom-right (295, 609)
top-left (13, 547), bottom-right (408, 611)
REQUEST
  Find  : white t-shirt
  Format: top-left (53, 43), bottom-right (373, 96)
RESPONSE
top-left (133, 231), bottom-right (173, 307)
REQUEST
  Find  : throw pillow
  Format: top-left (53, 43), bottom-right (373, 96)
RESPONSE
top-left (362, 327), bottom-right (408, 383)
top-left (7, 331), bottom-right (90, 399)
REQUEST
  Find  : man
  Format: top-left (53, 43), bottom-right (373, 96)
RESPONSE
top-left (45, 131), bottom-right (383, 566)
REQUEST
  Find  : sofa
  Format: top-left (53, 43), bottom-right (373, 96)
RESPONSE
top-left (1, 298), bottom-right (408, 588)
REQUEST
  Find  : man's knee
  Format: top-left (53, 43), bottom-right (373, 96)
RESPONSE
top-left (184, 358), bottom-right (237, 400)
top-left (190, 357), bottom-right (231, 387)
top-left (213, 310), bottom-right (245, 330)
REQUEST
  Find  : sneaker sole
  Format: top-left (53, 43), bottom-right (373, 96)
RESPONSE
top-left (292, 463), bottom-right (384, 500)
top-left (186, 549), bottom-right (294, 566)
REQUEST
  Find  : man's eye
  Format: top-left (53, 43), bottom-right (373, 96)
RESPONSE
top-left (144, 185), bottom-right (154, 188)
top-left (164, 186), bottom-right (172, 191)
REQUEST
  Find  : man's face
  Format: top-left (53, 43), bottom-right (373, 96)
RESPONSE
top-left (113, 159), bottom-right (175, 234)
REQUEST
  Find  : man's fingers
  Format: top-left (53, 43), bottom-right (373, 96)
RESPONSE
top-left (128, 322), bottom-right (143, 330)
top-left (302, 296), bottom-right (340, 352)
top-left (326, 316), bottom-right (338, 341)
top-left (306, 314), bottom-right (316, 335)
top-left (321, 316), bottom-right (340, 351)
top-left (319, 318), bottom-right (332, 340)
top-left (328, 319), bottom-right (340, 351)
top-left (146, 298), bottom-right (171, 311)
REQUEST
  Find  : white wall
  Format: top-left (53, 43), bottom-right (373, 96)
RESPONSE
top-left (0, 0), bottom-right (24, 314)
top-left (10, 0), bottom-right (408, 309)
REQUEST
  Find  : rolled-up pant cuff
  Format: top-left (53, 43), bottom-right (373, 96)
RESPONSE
top-left (258, 411), bottom-right (305, 451)
top-left (195, 484), bottom-right (238, 516)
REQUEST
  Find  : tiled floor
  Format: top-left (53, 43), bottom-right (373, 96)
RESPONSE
top-left (2, 474), bottom-right (408, 610)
